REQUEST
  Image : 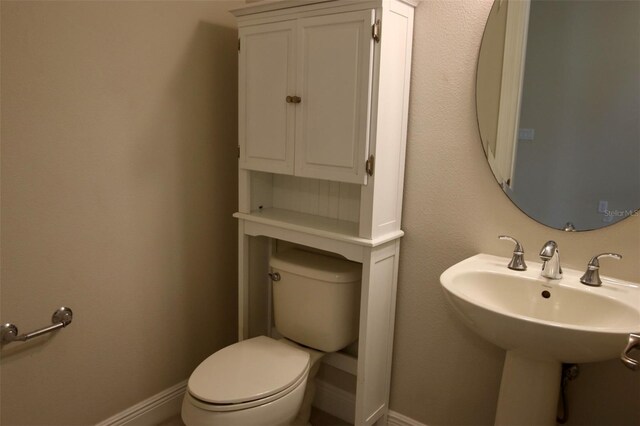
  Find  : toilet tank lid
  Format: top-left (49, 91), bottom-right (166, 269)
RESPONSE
top-left (188, 336), bottom-right (309, 405)
top-left (270, 249), bottom-right (361, 283)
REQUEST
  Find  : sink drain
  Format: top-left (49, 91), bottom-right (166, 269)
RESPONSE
top-left (541, 290), bottom-right (551, 299)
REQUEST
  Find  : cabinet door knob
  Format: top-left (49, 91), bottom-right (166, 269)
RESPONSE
top-left (286, 95), bottom-right (301, 104)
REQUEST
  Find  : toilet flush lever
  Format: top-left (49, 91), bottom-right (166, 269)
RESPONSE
top-left (268, 272), bottom-right (281, 281)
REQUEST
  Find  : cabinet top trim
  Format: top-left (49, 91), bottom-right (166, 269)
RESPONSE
top-left (231, 0), bottom-right (417, 18)
top-left (233, 210), bottom-right (404, 247)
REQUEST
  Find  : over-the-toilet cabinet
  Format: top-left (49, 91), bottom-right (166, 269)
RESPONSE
top-left (239, 10), bottom-right (374, 184)
top-left (232, 1), bottom-right (415, 425)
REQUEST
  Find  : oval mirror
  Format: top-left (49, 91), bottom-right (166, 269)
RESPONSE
top-left (476, 0), bottom-right (639, 231)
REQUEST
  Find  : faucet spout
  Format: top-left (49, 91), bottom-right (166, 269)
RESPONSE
top-left (539, 240), bottom-right (562, 280)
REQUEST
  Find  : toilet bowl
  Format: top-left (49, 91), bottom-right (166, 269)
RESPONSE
top-left (182, 249), bottom-right (361, 426)
top-left (181, 336), bottom-right (323, 426)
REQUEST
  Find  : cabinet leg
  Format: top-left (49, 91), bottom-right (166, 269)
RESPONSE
top-left (355, 241), bottom-right (401, 425)
top-left (238, 222), bottom-right (249, 341)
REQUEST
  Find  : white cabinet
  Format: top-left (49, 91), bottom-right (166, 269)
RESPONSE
top-left (239, 10), bottom-right (375, 184)
top-left (232, 1), bottom-right (415, 425)
top-left (294, 10), bottom-right (374, 184)
top-left (239, 21), bottom-right (296, 175)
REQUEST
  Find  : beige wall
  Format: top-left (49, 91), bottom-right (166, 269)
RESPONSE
top-left (2, 1), bottom-right (639, 426)
top-left (390, 0), bottom-right (640, 425)
top-left (1, 1), bottom-right (242, 424)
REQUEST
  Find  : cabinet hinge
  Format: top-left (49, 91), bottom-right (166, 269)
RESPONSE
top-left (365, 154), bottom-right (375, 176)
top-left (237, 145), bottom-right (240, 159)
top-left (372, 19), bottom-right (381, 43)
top-left (238, 38), bottom-right (241, 52)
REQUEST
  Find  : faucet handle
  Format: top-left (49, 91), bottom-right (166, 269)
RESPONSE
top-left (498, 235), bottom-right (527, 271)
top-left (580, 253), bottom-right (622, 286)
top-left (587, 252), bottom-right (622, 267)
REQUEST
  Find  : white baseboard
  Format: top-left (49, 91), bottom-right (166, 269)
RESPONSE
top-left (387, 410), bottom-right (428, 426)
top-left (95, 378), bottom-right (426, 426)
top-left (313, 379), bottom-right (356, 424)
top-left (96, 380), bottom-right (187, 426)
top-left (313, 379), bottom-right (427, 426)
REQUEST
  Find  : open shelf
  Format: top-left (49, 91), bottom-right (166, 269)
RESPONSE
top-left (242, 207), bottom-right (358, 236)
top-left (234, 208), bottom-right (403, 249)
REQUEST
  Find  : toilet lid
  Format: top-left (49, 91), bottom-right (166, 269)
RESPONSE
top-left (188, 336), bottom-right (310, 405)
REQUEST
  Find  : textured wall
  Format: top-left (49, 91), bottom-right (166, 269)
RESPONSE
top-left (390, 0), bottom-right (640, 424)
top-left (0, 1), bottom-right (241, 424)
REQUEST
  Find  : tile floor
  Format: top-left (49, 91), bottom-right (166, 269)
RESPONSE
top-left (158, 407), bottom-right (350, 426)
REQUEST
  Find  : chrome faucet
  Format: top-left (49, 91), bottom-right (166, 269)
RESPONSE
top-left (539, 240), bottom-right (562, 279)
top-left (579, 253), bottom-right (622, 286)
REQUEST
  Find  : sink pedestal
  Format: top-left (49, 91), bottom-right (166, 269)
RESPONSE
top-left (495, 351), bottom-right (561, 426)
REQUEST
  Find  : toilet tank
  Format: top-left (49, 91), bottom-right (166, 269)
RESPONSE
top-left (270, 249), bottom-right (361, 353)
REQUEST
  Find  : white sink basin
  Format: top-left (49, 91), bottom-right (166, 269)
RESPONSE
top-left (440, 254), bottom-right (640, 425)
top-left (440, 254), bottom-right (640, 363)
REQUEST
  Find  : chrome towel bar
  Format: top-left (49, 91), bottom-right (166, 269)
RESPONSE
top-left (1, 307), bottom-right (73, 345)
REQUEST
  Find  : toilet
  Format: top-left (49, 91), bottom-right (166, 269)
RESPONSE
top-left (182, 248), bottom-right (361, 426)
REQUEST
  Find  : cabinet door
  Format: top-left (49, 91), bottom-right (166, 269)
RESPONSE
top-left (239, 21), bottom-right (296, 174)
top-left (295, 10), bottom-right (375, 184)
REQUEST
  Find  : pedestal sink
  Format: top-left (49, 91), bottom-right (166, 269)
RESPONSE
top-left (440, 254), bottom-right (640, 425)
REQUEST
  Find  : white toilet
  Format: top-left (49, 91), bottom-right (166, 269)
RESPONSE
top-left (182, 248), bottom-right (361, 426)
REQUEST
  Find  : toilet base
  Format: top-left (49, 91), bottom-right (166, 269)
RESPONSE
top-left (290, 349), bottom-right (325, 426)
top-left (181, 379), bottom-right (306, 426)
top-left (181, 337), bottom-right (327, 426)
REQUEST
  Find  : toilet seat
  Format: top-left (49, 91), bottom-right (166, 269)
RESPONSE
top-left (187, 336), bottom-right (310, 412)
